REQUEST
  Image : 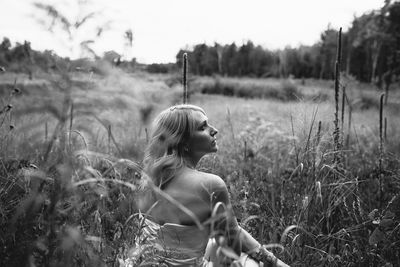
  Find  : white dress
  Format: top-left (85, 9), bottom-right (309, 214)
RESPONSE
top-left (124, 217), bottom-right (260, 267)
top-left (125, 217), bottom-right (209, 266)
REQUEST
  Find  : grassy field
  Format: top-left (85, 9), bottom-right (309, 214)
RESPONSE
top-left (1, 67), bottom-right (399, 266)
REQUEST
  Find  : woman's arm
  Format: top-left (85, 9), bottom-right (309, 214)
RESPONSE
top-left (206, 174), bottom-right (260, 253)
top-left (206, 173), bottom-right (290, 267)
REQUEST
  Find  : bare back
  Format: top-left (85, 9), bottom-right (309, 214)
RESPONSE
top-left (146, 168), bottom-right (216, 226)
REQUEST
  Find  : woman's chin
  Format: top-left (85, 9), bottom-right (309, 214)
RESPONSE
top-left (211, 145), bottom-right (218, 152)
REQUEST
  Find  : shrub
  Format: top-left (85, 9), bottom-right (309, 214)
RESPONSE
top-left (194, 77), bottom-right (303, 101)
top-left (280, 80), bottom-right (300, 101)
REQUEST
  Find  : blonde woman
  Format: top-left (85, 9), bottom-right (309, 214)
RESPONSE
top-left (134, 104), bottom-right (289, 267)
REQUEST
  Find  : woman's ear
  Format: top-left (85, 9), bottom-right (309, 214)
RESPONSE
top-left (167, 146), bottom-right (173, 155)
top-left (181, 141), bottom-right (191, 153)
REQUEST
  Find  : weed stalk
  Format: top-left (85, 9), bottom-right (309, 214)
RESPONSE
top-left (384, 117), bottom-right (387, 142)
top-left (69, 102), bottom-right (74, 150)
top-left (379, 93), bottom-right (384, 208)
top-left (313, 121), bottom-right (322, 181)
top-left (333, 27), bottom-right (342, 177)
top-left (345, 94), bottom-right (352, 150)
top-left (290, 113), bottom-right (299, 166)
top-left (182, 53), bottom-right (188, 104)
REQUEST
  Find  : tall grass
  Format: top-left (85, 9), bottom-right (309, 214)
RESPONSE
top-left (1, 62), bottom-right (400, 266)
top-left (0, 66), bottom-right (156, 266)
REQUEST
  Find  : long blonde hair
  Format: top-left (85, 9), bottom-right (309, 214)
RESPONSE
top-left (143, 104), bottom-right (205, 189)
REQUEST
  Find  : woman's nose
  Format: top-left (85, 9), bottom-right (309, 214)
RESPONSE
top-left (210, 126), bottom-right (218, 136)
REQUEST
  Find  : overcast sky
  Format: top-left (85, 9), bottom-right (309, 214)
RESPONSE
top-left (0, 0), bottom-right (384, 63)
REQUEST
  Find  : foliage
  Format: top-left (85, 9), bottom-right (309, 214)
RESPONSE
top-left (146, 63), bottom-right (178, 74)
top-left (191, 76), bottom-right (302, 101)
top-left (175, 1), bottom-right (400, 84)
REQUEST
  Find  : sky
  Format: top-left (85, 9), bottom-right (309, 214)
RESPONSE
top-left (0, 0), bottom-right (385, 63)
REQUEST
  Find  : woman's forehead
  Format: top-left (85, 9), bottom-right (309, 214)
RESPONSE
top-left (192, 111), bottom-right (208, 123)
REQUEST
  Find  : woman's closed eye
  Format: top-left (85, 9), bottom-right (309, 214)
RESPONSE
top-left (198, 122), bottom-right (207, 131)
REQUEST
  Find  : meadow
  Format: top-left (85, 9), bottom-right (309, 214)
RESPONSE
top-left (0, 65), bottom-right (399, 266)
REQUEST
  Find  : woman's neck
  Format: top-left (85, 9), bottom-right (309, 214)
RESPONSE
top-left (183, 155), bottom-right (200, 170)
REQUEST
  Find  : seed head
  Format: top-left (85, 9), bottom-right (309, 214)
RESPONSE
top-left (316, 181), bottom-right (322, 204)
top-left (302, 195), bottom-right (309, 210)
top-left (216, 236), bottom-right (227, 246)
top-left (0, 66), bottom-right (5, 72)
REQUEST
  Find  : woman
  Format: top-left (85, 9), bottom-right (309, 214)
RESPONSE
top-left (132, 104), bottom-right (289, 267)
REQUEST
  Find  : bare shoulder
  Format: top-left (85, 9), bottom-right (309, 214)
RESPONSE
top-left (195, 171), bottom-right (229, 203)
top-left (196, 171), bottom-right (226, 189)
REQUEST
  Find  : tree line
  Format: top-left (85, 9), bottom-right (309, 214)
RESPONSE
top-left (0, 39), bottom-right (61, 78)
top-left (0, 38), bottom-right (139, 77)
top-left (0, 0), bottom-right (399, 86)
top-left (176, 1), bottom-right (400, 86)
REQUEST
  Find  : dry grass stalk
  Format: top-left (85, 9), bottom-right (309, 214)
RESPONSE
top-left (340, 86), bottom-right (347, 167)
top-left (341, 86), bottom-right (346, 147)
top-left (226, 107), bottom-right (236, 141)
top-left (353, 177), bottom-right (363, 224)
top-left (290, 113), bottom-right (299, 166)
top-left (69, 102), bottom-right (74, 148)
top-left (333, 27), bottom-right (342, 176)
top-left (304, 106), bottom-right (318, 155)
top-left (313, 121), bottom-right (322, 181)
top-left (345, 93), bottom-right (352, 149)
top-left (341, 86), bottom-right (345, 130)
top-left (92, 116), bottom-right (122, 156)
top-left (45, 121), bottom-right (48, 142)
top-left (70, 102), bottom-right (74, 131)
top-left (379, 93), bottom-right (385, 207)
top-left (316, 181), bottom-right (322, 206)
top-left (384, 117), bottom-right (387, 141)
top-left (316, 121), bottom-right (322, 146)
top-left (244, 140), bottom-right (247, 161)
top-left (182, 53), bottom-right (188, 104)
top-left (108, 124), bottom-right (112, 153)
top-left (145, 127), bottom-right (149, 143)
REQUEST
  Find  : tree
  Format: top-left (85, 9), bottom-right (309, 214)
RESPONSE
top-left (318, 26), bottom-right (338, 79)
top-left (0, 37), bottom-right (12, 66)
top-left (0, 37), bottom-right (11, 52)
top-left (248, 45), bottom-right (269, 77)
top-left (221, 43), bottom-right (238, 76)
top-left (382, 0), bottom-right (400, 102)
top-left (237, 41), bottom-right (254, 76)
